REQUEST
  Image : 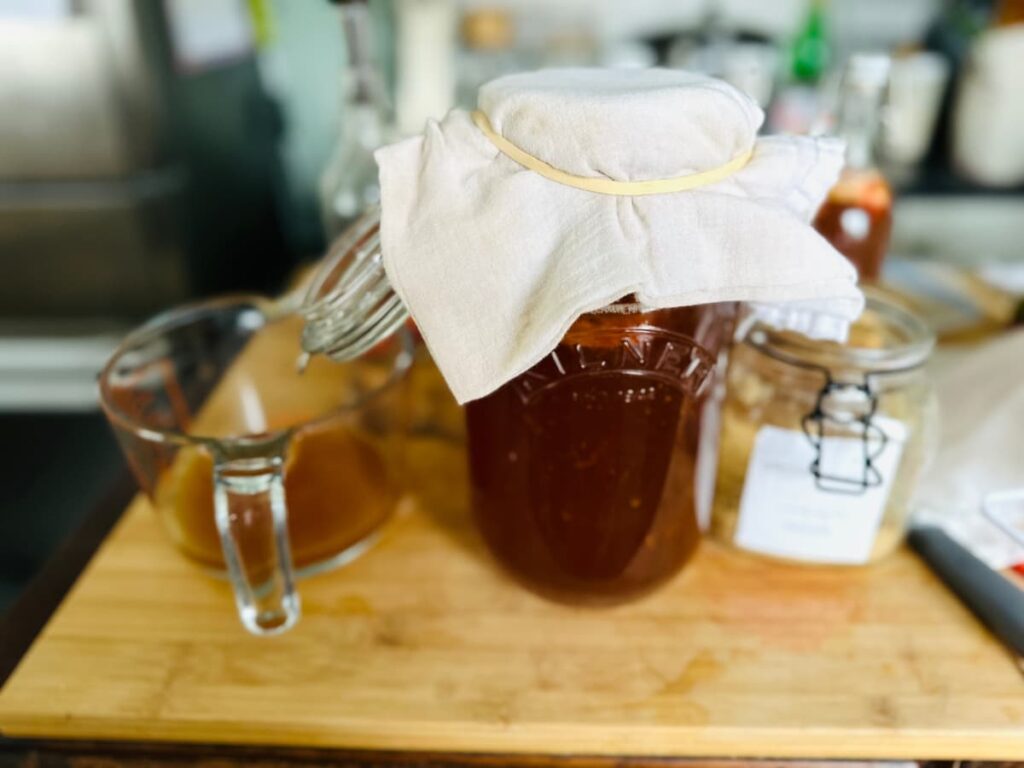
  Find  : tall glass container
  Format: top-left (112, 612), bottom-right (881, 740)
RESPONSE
top-left (467, 303), bottom-right (736, 603)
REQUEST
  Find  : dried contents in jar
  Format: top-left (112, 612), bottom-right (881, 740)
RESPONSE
top-left (711, 291), bottom-right (936, 565)
top-left (467, 303), bottom-right (734, 603)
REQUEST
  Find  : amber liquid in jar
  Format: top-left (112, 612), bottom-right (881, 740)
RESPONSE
top-left (466, 303), bottom-right (733, 604)
top-left (814, 168), bottom-right (893, 282)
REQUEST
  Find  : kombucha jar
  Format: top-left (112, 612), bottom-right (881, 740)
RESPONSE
top-left (466, 302), bottom-right (736, 603)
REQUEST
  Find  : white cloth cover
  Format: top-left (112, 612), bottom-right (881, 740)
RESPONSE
top-left (376, 68), bottom-right (863, 404)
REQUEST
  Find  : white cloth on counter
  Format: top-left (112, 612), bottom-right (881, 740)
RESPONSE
top-left (914, 329), bottom-right (1024, 569)
top-left (376, 68), bottom-right (863, 403)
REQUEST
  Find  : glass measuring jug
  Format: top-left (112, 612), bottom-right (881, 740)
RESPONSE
top-left (99, 296), bottom-right (413, 634)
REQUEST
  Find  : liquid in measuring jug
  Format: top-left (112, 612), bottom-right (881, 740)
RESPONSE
top-left (131, 312), bottom-right (405, 573)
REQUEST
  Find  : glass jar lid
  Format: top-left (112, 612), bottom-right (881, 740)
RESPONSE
top-left (744, 287), bottom-right (935, 375)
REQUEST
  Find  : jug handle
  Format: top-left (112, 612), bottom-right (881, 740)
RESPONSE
top-left (213, 453), bottom-right (300, 635)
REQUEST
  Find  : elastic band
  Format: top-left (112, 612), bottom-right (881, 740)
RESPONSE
top-left (471, 110), bottom-right (754, 197)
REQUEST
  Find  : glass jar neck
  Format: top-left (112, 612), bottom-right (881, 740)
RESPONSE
top-left (836, 80), bottom-right (885, 171)
top-left (337, 2), bottom-right (389, 114)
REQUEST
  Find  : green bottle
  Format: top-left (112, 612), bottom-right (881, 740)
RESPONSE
top-left (791, 0), bottom-right (830, 83)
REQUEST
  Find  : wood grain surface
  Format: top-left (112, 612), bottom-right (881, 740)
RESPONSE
top-left (1, 354), bottom-right (1023, 760)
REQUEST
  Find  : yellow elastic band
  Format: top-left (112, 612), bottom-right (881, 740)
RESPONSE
top-left (471, 110), bottom-right (754, 197)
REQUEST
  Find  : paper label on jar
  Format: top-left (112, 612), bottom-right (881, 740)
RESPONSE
top-left (733, 416), bottom-right (907, 565)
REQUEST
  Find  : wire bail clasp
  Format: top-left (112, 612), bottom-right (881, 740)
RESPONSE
top-left (801, 376), bottom-right (890, 495)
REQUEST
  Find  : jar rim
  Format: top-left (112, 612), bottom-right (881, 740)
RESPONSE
top-left (744, 288), bottom-right (935, 374)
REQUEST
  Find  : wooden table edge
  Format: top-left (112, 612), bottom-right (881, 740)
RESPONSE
top-left (2, 715), bottom-right (1024, 762)
top-left (2, 736), bottom-right (1022, 768)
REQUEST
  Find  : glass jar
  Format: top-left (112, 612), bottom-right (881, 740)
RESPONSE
top-left (711, 290), bottom-right (937, 565)
top-left (466, 302), bottom-right (736, 603)
top-left (100, 297), bottom-right (413, 635)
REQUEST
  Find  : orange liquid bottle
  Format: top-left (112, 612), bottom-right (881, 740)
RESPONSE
top-left (814, 54), bottom-right (892, 282)
top-left (814, 168), bottom-right (892, 281)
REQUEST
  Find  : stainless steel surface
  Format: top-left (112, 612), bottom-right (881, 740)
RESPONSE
top-left (0, 320), bottom-right (127, 412)
top-left (0, 168), bottom-right (190, 316)
top-left (0, 0), bottom-right (162, 180)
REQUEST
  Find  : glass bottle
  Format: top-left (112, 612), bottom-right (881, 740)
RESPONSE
top-left (995, 0), bottom-right (1024, 27)
top-left (791, 0), bottom-right (830, 83)
top-left (301, 209), bottom-right (737, 604)
top-left (319, 0), bottom-right (392, 240)
top-left (813, 54), bottom-right (893, 282)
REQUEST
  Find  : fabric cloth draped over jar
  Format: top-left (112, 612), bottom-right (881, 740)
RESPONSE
top-left (375, 67), bottom-right (864, 404)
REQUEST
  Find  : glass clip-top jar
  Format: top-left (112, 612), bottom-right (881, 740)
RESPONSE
top-left (711, 288), bottom-right (938, 565)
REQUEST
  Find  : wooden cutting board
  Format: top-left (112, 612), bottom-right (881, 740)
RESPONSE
top-left (1, 358), bottom-right (1023, 760)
